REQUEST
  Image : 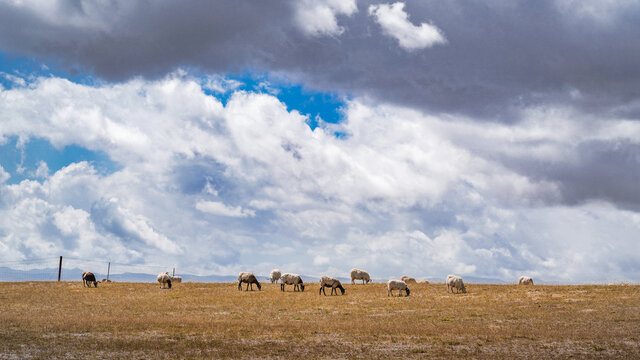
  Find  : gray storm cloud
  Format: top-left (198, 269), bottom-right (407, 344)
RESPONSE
top-left (1, 0), bottom-right (639, 119)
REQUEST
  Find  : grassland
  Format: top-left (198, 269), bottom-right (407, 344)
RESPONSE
top-left (1, 281), bottom-right (639, 359)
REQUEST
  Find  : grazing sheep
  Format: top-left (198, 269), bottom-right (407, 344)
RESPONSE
top-left (319, 276), bottom-right (345, 296)
top-left (518, 276), bottom-right (534, 285)
top-left (270, 269), bottom-right (281, 283)
top-left (157, 272), bottom-right (180, 289)
top-left (100, 279), bottom-right (112, 283)
top-left (387, 280), bottom-right (410, 297)
top-left (350, 268), bottom-right (371, 285)
top-left (238, 272), bottom-right (262, 291)
top-left (401, 275), bottom-right (417, 284)
top-left (280, 273), bottom-right (305, 292)
top-left (446, 274), bottom-right (466, 294)
top-left (82, 271), bottom-right (98, 288)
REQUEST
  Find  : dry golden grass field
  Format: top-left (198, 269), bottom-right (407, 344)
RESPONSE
top-left (1, 281), bottom-right (639, 359)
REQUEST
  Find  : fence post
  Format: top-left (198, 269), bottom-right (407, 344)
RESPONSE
top-left (57, 256), bottom-right (63, 282)
top-left (107, 262), bottom-right (111, 281)
top-left (173, 267), bottom-right (175, 276)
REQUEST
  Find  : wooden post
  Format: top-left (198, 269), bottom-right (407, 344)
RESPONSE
top-left (107, 262), bottom-right (111, 281)
top-left (57, 256), bottom-right (62, 282)
top-left (172, 267), bottom-right (175, 276)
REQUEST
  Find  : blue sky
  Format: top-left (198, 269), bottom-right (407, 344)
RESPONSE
top-left (1, 0), bottom-right (639, 283)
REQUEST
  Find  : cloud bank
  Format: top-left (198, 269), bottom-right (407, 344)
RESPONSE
top-left (1, 73), bottom-right (639, 282)
top-left (1, 0), bottom-right (640, 119)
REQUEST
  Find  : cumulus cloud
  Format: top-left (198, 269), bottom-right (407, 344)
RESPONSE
top-left (369, 2), bottom-right (446, 50)
top-left (294, 0), bottom-right (358, 36)
top-left (0, 73), bottom-right (639, 281)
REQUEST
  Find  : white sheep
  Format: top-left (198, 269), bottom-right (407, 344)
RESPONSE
top-left (518, 276), bottom-right (534, 285)
top-left (319, 275), bottom-right (345, 296)
top-left (350, 268), bottom-right (371, 285)
top-left (280, 273), bottom-right (305, 292)
top-left (157, 272), bottom-right (181, 289)
top-left (82, 271), bottom-right (98, 288)
top-left (400, 275), bottom-right (417, 284)
top-left (238, 272), bottom-right (262, 291)
top-left (270, 269), bottom-right (281, 283)
top-left (446, 274), bottom-right (466, 294)
top-left (387, 280), bottom-right (410, 297)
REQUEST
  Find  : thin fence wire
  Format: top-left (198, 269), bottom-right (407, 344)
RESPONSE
top-left (0, 257), bottom-right (176, 283)
top-left (0, 257), bottom-right (60, 282)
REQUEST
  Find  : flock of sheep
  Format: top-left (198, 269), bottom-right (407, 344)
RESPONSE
top-left (80, 270), bottom-right (534, 295)
top-left (240, 269), bottom-right (533, 297)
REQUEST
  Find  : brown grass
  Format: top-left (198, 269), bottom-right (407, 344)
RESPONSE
top-left (0, 281), bottom-right (639, 359)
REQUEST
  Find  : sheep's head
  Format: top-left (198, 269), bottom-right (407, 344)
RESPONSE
top-left (405, 288), bottom-right (410, 296)
top-left (461, 286), bottom-right (467, 293)
top-left (366, 279), bottom-right (371, 284)
top-left (300, 284), bottom-right (305, 292)
top-left (339, 286), bottom-right (345, 295)
top-left (256, 282), bottom-right (262, 291)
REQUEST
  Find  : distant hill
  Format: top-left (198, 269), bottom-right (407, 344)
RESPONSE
top-left (0, 266), bottom-right (582, 285)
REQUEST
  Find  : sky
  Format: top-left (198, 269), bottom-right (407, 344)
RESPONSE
top-left (0, 0), bottom-right (639, 283)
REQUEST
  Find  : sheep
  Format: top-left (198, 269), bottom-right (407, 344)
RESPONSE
top-left (157, 272), bottom-right (172, 289)
top-left (319, 275), bottom-right (345, 296)
top-left (350, 268), bottom-right (371, 285)
top-left (387, 280), bottom-right (410, 297)
top-left (518, 276), bottom-right (534, 285)
top-left (81, 271), bottom-right (98, 288)
top-left (280, 273), bottom-right (305, 292)
top-left (446, 274), bottom-right (466, 294)
top-left (270, 269), bottom-right (281, 283)
top-left (238, 272), bottom-right (262, 291)
top-left (157, 272), bottom-right (180, 289)
top-left (401, 275), bottom-right (417, 284)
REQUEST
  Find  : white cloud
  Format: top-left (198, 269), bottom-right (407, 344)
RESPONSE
top-left (294, 0), bottom-right (357, 37)
top-left (0, 165), bottom-right (9, 184)
top-left (1, 72), bottom-right (27, 87)
top-left (0, 73), bottom-right (639, 282)
top-left (369, 2), bottom-right (446, 50)
top-left (196, 200), bottom-right (255, 218)
top-left (201, 75), bottom-right (242, 94)
top-left (33, 160), bottom-right (49, 178)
